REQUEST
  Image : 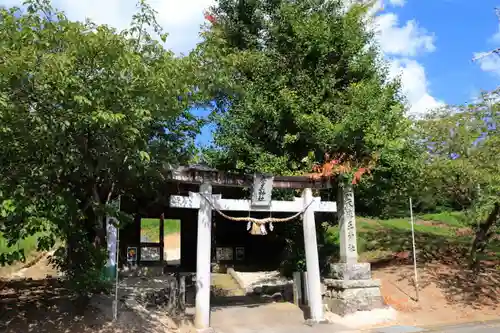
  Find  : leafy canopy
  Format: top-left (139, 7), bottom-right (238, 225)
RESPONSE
top-left (0, 0), bottom-right (203, 272)
top-left (416, 89), bottom-right (500, 213)
top-left (197, 0), bottom-right (412, 182)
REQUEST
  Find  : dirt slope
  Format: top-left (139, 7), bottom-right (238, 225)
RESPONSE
top-left (372, 263), bottom-right (500, 328)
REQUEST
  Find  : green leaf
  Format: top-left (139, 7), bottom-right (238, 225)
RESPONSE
top-left (139, 151), bottom-right (151, 162)
top-left (0, 0), bottom-right (203, 283)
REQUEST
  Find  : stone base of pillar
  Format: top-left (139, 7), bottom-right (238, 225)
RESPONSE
top-left (324, 262), bottom-right (385, 316)
top-left (196, 328), bottom-right (216, 333)
top-left (304, 318), bottom-right (331, 326)
top-left (322, 279), bottom-right (385, 316)
top-left (196, 327), bottom-right (215, 333)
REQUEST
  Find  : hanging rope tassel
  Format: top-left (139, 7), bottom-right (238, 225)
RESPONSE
top-left (250, 222), bottom-right (262, 235)
top-left (260, 224), bottom-right (267, 235)
top-left (269, 210), bottom-right (275, 232)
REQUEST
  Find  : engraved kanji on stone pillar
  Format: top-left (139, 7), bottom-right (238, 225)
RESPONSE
top-left (337, 181), bottom-right (358, 264)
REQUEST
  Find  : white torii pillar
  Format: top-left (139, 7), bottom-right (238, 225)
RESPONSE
top-left (302, 188), bottom-right (324, 323)
top-left (170, 186), bottom-right (336, 330)
top-left (195, 182), bottom-right (212, 330)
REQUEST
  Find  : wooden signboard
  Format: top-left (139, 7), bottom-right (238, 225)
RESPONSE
top-left (251, 174), bottom-right (274, 207)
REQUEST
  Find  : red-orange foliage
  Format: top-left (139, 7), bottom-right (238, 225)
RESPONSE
top-left (307, 153), bottom-right (377, 185)
top-left (204, 11), bottom-right (216, 24)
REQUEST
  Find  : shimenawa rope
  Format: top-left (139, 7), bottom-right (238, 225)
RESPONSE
top-left (198, 192), bottom-right (315, 224)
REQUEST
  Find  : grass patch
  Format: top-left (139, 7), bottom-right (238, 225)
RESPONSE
top-left (380, 218), bottom-right (454, 236)
top-left (349, 213), bottom-right (476, 263)
top-left (140, 218), bottom-right (180, 242)
top-left (0, 232), bottom-right (49, 275)
top-left (418, 211), bottom-right (468, 228)
top-left (0, 232), bottom-right (44, 259)
top-left (356, 213), bottom-right (500, 264)
top-left (357, 216), bottom-right (455, 236)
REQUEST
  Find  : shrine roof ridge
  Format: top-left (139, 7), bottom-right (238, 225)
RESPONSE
top-left (163, 164), bottom-right (331, 189)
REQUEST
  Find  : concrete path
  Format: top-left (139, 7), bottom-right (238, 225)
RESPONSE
top-left (371, 320), bottom-right (500, 333)
top-left (210, 302), bottom-right (350, 333)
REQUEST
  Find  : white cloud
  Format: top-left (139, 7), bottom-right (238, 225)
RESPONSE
top-left (474, 9), bottom-right (500, 77)
top-left (371, 3), bottom-right (441, 117)
top-left (388, 59), bottom-right (444, 117)
top-left (474, 15), bottom-right (500, 77)
top-left (52, 0), bottom-right (133, 30)
top-left (374, 13), bottom-right (435, 57)
top-left (491, 28), bottom-right (500, 43)
top-left (474, 52), bottom-right (500, 76)
top-left (388, 0), bottom-right (406, 7)
top-left (2, 0), bottom-right (441, 116)
top-left (0, 0), bottom-right (19, 6)
top-left (50, 0), bottom-right (215, 54)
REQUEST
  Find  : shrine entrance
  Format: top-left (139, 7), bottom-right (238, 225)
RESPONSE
top-left (113, 165), bottom-right (384, 332)
top-left (213, 210), bottom-right (288, 271)
top-left (169, 169), bottom-right (337, 331)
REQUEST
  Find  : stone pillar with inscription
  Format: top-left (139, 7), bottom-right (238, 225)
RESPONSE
top-left (338, 181), bottom-right (358, 264)
top-left (323, 182), bottom-right (385, 316)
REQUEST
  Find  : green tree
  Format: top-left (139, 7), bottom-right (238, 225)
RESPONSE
top-left (415, 106), bottom-right (486, 211)
top-left (0, 0), bottom-right (202, 291)
top-left (195, 0), bottom-right (420, 272)
top-left (354, 133), bottom-right (425, 218)
top-left (197, 0), bottom-right (418, 212)
top-left (416, 89), bottom-right (500, 269)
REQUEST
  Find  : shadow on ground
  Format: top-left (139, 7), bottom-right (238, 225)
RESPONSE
top-left (362, 227), bottom-right (471, 265)
top-left (364, 227), bottom-right (500, 310)
top-left (432, 266), bottom-right (500, 309)
top-left (210, 288), bottom-right (283, 310)
top-left (205, 272), bottom-right (295, 313)
top-left (176, 279), bottom-right (312, 332)
top-left (0, 278), bottom-right (182, 333)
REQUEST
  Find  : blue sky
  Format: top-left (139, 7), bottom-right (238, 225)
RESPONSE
top-left (2, 0), bottom-right (499, 146)
top-left (392, 0), bottom-right (500, 105)
top-left (193, 107), bottom-right (214, 147)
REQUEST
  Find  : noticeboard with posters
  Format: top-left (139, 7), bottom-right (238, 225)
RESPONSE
top-left (127, 247), bottom-right (138, 262)
top-left (235, 247), bottom-right (245, 261)
top-left (215, 247), bottom-right (233, 261)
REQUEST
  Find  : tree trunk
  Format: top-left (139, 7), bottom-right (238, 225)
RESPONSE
top-left (469, 202), bottom-right (500, 272)
top-left (66, 217), bottom-right (100, 265)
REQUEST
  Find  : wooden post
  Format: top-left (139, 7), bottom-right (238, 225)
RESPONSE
top-left (195, 182), bottom-right (212, 330)
top-left (159, 213), bottom-right (165, 262)
top-left (179, 274), bottom-right (186, 311)
top-left (293, 272), bottom-right (302, 306)
top-left (302, 272), bottom-right (309, 305)
top-left (167, 278), bottom-right (176, 312)
top-left (136, 215), bottom-right (142, 265)
top-left (302, 188), bottom-right (324, 323)
top-left (409, 198), bottom-right (419, 301)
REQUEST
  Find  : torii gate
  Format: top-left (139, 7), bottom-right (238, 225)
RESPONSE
top-left (169, 172), bottom-right (340, 331)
